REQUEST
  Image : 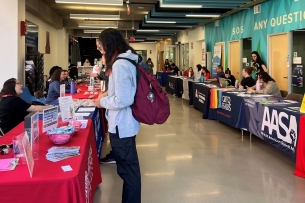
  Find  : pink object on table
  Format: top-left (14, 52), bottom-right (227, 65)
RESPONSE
top-left (48, 134), bottom-right (72, 145)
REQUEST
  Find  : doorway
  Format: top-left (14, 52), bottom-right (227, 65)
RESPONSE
top-left (269, 33), bottom-right (289, 91)
top-left (229, 40), bottom-right (241, 81)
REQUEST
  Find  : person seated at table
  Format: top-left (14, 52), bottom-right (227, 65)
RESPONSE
top-left (247, 72), bottom-right (282, 97)
top-left (201, 66), bottom-right (211, 79)
top-left (0, 78), bottom-right (53, 135)
top-left (206, 65), bottom-right (225, 82)
top-left (224, 69), bottom-right (236, 86)
top-left (83, 58), bottom-right (91, 66)
top-left (163, 59), bottom-right (170, 71)
top-left (183, 67), bottom-right (194, 77)
top-left (44, 66), bottom-right (62, 96)
top-left (68, 64), bottom-right (78, 81)
top-left (170, 63), bottom-right (180, 75)
top-left (240, 67), bottom-right (256, 89)
top-left (193, 64), bottom-right (203, 81)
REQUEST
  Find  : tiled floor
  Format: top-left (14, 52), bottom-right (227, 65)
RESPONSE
top-left (94, 96), bottom-right (305, 203)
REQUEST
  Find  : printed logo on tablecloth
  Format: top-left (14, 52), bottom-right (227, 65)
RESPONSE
top-left (195, 89), bottom-right (198, 98)
top-left (222, 96), bottom-right (231, 111)
top-left (169, 82), bottom-right (174, 89)
top-left (198, 93), bottom-right (205, 104)
top-left (261, 106), bottom-right (298, 152)
top-left (85, 146), bottom-right (93, 203)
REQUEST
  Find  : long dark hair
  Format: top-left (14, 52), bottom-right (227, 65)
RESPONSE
top-left (196, 64), bottom-right (202, 72)
top-left (225, 69), bottom-right (231, 75)
top-left (49, 66), bottom-right (62, 77)
top-left (251, 51), bottom-right (262, 62)
top-left (51, 69), bottom-right (62, 81)
top-left (99, 29), bottom-right (137, 73)
top-left (0, 78), bottom-right (18, 99)
top-left (257, 72), bottom-right (275, 83)
top-left (202, 66), bottom-right (210, 73)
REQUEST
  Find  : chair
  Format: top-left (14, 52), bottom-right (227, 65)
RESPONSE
top-left (20, 86), bottom-right (37, 103)
top-left (286, 93), bottom-right (304, 102)
top-left (34, 91), bottom-right (46, 104)
top-left (280, 90), bottom-right (288, 98)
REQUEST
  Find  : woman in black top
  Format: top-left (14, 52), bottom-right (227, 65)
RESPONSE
top-left (0, 78), bottom-right (53, 135)
top-left (170, 63), bottom-right (180, 75)
top-left (224, 69), bottom-right (236, 86)
top-left (251, 51), bottom-right (268, 77)
top-left (164, 59), bottom-right (170, 70)
top-left (240, 67), bottom-right (256, 89)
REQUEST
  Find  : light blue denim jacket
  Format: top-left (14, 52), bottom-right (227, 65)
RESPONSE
top-left (100, 50), bottom-right (140, 138)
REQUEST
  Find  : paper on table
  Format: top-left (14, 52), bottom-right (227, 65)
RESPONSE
top-left (61, 165), bottom-right (73, 172)
top-left (77, 107), bottom-right (95, 112)
top-left (0, 158), bottom-right (18, 171)
top-left (75, 113), bottom-right (90, 117)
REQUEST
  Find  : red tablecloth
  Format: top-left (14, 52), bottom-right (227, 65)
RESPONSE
top-left (66, 83), bottom-right (100, 100)
top-left (0, 120), bottom-right (102, 203)
top-left (295, 116), bottom-right (305, 178)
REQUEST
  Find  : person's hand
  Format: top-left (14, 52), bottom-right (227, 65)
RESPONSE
top-left (99, 91), bottom-right (108, 98)
top-left (247, 87), bottom-right (255, 93)
top-left (239, 85), bottom-right (244, 90)
top-left (94, 97), bottom-right (102, 108)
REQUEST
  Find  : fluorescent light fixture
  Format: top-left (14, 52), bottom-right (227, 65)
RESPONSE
top-left (83, 30), bottom-right (103, 33)
top-left (136, 30), bottom-right (159, 32)
top-left (79, 24), bottom-right (118, 28)
top-left (186, 14), bottom-right (220, 18)
top-left (55, 0), bottom-right (123, 6)
top-left (146, 20), bottom-right (176, 24)
top-left (81, 37), bottom-right (98, 38)
top-left (70, 14), bottom-right (120, 20)
top-left (160, 0), bottom-right (201, 8)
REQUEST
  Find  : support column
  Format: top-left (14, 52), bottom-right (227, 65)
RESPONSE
top-left (0, 0), bottom-right (25, 87)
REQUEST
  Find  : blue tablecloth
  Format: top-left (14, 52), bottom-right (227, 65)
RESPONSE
top-left (75, 106), bottom-right (105, 159)
top-left (165, 76), bottom-right (185, 97)
top-left (156, 72), bottom-right (175, 86)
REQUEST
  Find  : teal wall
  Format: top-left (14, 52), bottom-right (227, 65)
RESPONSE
top-left (205, 0), bottom-right (305, 75)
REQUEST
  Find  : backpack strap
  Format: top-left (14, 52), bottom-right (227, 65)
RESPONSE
top-left (115, 57), bottom-right (141, 86)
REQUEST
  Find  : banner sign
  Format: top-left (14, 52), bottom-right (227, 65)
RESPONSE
top-left (212, 45), bottom-right (222, 77)
top-left (202, 41), bottom-right (206, 67)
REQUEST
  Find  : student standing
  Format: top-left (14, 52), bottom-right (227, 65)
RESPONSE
top-left (94, 29), bottom-right (141, 203)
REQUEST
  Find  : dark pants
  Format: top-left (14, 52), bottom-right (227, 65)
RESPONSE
top-left (109, 127), bottom-right (141, 203)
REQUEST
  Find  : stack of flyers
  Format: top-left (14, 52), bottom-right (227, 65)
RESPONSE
top-left (46, 146), bottom-right (80, 162)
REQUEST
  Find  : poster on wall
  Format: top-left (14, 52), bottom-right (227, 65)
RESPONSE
top-left (292, 65), bottom-right (303, 87)
top-left (212, 45), bottom-right (222, 77)
top-left (202, 41), bottom-right (206, 67)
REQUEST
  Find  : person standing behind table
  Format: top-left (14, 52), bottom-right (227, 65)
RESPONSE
top-left (83, 58), bottom-right (91, 66)
top-left (224, 69), bottom-right (236, 86)
top-left (146, 58), bottom-right (154, 74)
top-left (94, 28), bottom-right (141, 203)
top-left (247, 72), bottom-right (282, 97)
top-left (201, 66), bottom-right (211, 79)
top-left (239, 67), bottom-right (256, 89)
top-left (194, 64), bottom-right (203, 81)
top-left (171, 63), bottom-right (180, 75)
top-left (0, 78), bottom-right (53, 135)
top-left (45, 66), bottom-right (62, 96)
top-left (251, 51), bottom-right (268, 79)
top-left (206, 65), bottom-right (225, 82)
top-left (164, 59), bottom-right (170, 71)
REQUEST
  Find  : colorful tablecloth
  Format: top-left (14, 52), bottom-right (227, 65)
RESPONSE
top-left (0, 120), bottom-right (102, 203)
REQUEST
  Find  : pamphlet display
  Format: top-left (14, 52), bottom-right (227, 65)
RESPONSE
top-left (60, 84), bottom-right (65, 97)
top-left (22, 132), bottom-right (34, 178)
top-left (43, 106), bottom-right (59, 132)
top-left (24, 112), bottom-right (39, 160)
top-left (58, 96), bottom-right (75, 122)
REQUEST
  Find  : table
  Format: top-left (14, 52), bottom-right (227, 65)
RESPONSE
top-left (66, 83), bottom-right (100, 100)
top-left (0, 120), bottom-right (102, 203)
top-left (156, 71), bottom-right (175, 86)
top-left (191, 83), bottom-right (212, 119)
top-left (75, 106), bottom-right (104, 159)
top-left (165, 76), bottom-right (184, 97)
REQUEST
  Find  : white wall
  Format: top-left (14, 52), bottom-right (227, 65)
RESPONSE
top-left (130, 43), bottom-right (157, 74)
top-left (26, 12), bottom-right (69, 76)
top-left (177, 26), bottom-right (205, 68)
top-left (0, 0), bottom-right (25, 87)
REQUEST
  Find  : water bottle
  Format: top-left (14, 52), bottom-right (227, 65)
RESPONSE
top-left (235, 80), bottom-right (238, 88)
top-left (70, 81), bottom-right (76, 94)
top-left (188, 70), bottom-right (191, 78)
top-left (200, 75), bottom-right (204, 83)
top-left (256, 80), bottom-right (261, 90)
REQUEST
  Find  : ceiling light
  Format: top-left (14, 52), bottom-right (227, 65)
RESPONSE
top-left (70, 14), bottom-right (120, 20)
top-left (136, 30), bottom-right (159, 32)
top-left (146, 20), bottom-right (176, 24)
top-left (186, 14), bottom-right (220, 18)
top-left (55, 0), bottom-right (123, 6)
top-left (83, 30), bottom-right (103, 33)
top-left (79, 24), bottom-right (118, 28)
top-left (159, 0), bottom-right (201, 8)
top-left (138, 6), bottom-right (144, 9)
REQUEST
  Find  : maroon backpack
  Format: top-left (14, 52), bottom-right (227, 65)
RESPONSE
top-left (116, 57), bottom-right (170, 125)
